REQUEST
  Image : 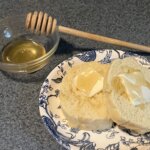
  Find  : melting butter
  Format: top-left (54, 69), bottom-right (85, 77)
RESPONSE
top-left (73, 69), bottom-right (104, 97)
top-left (141, 86), bottom-right (150, 102)
top-left (118, 71), bottom-right (150, 106)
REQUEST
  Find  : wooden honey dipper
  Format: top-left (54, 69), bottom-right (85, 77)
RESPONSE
top-left (26, 11), bottom-right (150, 53)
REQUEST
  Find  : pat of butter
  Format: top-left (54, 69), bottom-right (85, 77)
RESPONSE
top-left (73, 69), bottom-right (104, 97)
top-left (118, 72), bottom-right (150, 106)
top-left (141, 86), bottom-right (150, 102)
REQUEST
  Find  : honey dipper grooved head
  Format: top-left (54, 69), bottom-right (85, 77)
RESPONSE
top-left (25, 11), bottom-right (57, 35)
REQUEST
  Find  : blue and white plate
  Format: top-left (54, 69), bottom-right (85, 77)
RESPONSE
top-left (39, 49), bottom-right (150, 150)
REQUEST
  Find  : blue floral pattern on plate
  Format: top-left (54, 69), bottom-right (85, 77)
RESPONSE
top-left (39, 49), bottom-right (150, 150)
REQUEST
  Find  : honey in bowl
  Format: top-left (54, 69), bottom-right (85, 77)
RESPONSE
top-left (1, 38), bottom-right (46, 64)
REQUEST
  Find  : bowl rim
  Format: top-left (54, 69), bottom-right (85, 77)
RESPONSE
top-left (0, 23), bottom-right (60, 71)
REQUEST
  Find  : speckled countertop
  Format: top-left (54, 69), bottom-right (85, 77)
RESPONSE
top-left (0, 0), bottom-right (150, 150)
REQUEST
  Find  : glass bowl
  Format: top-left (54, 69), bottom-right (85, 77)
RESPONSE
top-left (0, 14), bottom-right (60, 73)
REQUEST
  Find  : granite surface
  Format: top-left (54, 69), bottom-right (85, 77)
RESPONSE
top-left (0, 0), bottom-right (150, 150)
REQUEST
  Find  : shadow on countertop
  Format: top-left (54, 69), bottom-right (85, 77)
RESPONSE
top-left (55, 38), bottom-right (95, 55)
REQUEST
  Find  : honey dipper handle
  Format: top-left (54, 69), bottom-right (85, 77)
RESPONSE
top-left (59, 26), bottom-right (150, 53)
